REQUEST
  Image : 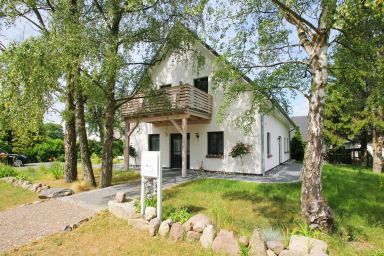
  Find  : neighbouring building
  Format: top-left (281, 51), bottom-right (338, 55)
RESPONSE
top-left (122, 34), bottom-right (295, 176)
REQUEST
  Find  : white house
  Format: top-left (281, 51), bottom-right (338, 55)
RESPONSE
top-left (122, 38), bottom-right (295, 176)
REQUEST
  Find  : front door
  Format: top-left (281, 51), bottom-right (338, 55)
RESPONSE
top-left (170, 133), bottom-right (190, 168)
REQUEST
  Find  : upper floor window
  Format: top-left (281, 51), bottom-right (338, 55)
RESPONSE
top-left (194, 77), bottom-right (208, 93)
top-left (148, 134), bottom-right (160, 151)
top-left (160, 84), bottom-right (171, 89)
top-left (207, 131), bottom-right (224, 157)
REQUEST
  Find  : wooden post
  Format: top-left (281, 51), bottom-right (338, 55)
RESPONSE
top-left (124, 121), bottom-right (130, 171)
top-left (182, 118), bottom-right (187, 177)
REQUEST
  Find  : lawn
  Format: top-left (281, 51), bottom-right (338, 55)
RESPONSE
top-left (0, 181), bottom-right (38, 211)
top-left (3, 164), bottom-right (384, 255)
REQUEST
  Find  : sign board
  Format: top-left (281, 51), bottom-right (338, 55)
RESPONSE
top-left (140, 151), bottom-right (162, 220)
top-left (141, 151), bottom-right (160, 178)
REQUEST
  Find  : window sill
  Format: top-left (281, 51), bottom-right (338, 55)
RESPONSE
top-left (206, 154), bottom-right (224, 159)
top-left (267, 154), bottom-right (273, 158)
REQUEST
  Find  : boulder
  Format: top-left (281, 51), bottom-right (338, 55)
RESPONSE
top-left (128, 218), bottom-right (149, 231)
top-left (149, 218), bottom-right (161, 237)
top-left (159, 220), bottom-right (171, 237)
top-left (249, 229), bottom-right (266, 256)
top-left (38, 188), bottom-right (74, 199)
top-left (193, 221), bottom-right (206, 233)
top-left (108, 200), bottom-right (140, 220)
top-left (187, 230), bottom-right (202, 241)
top-left (309, 251), bottom-right (328, 256)
top-left (31, 183), bottom-right (42, 192)
top-left (183, 213), bottom-right (211, 231)
top-left (288, 235), bottom-right (328, 256)
top-left (239, 236), bottom-right (250, 247)
top-left (63, 225), bottom-right (72, 232)
top-left (144, 206), bottom-right (157, 221)
top-left (266, 240), bottom-right (284, 255)
top-left (212, 229), bottom-right (240, 256)
top-left (200, 225), bottom-right (216, 248)
top-left (115, 191), bottom-right (128, 203)
top-left (266, 249), bottom-right (277, 256)
top-left (279, 250), bottom-right (295, 256)
top-left (170, 222), bottom-right (184, 241)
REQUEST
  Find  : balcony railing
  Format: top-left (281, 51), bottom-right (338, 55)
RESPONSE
top-left (121, 84), bottom-right (213, 120)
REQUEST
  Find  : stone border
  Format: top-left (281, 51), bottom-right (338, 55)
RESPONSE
top-left (108, 191), bottom-right (329, 256)
top-left (1, 176), bottom-right (50, 193)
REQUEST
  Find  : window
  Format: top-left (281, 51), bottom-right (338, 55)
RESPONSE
top-left (148, 134), bottom-right (160, 151)
top-left (194, 77), bottom-right (209, 93)
top-left (267, 132), bottom-right (272, 158)
top-left (207, 132), bottom-right (224, 157)
top-left (160, 84), bottom-right (171, 89)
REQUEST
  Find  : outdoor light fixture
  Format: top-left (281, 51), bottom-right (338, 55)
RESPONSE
top-left (195, 133), bottom-right (200, 139)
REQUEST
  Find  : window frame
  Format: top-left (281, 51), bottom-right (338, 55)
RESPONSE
top-left (148, 134), bottom-right (160, 151)
top-left (206, 131), bottom-right (224, 158)
top-left (267, 132), bottom-right (272, 158)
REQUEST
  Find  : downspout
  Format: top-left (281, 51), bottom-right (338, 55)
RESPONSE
top-left (260, 114), bottom-right (265, 175)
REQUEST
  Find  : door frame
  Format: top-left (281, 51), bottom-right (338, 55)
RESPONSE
top-left (170, 133), bottom-right (190, 169)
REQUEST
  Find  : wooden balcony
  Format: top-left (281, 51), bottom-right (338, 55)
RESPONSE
top-left (121, 84), bottom-right (213, 124)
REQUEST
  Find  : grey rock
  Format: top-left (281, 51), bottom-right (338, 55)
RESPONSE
top-left (31, 183), bottom-right (42, 192)
top-left (149, 218), bottom-right (161, 237)
top-left (183, 213), bottom-right (212, 231)
top-left (193, 221), bottom-right (206, 233)
top-left (249, 229), bottom-right (267, 256)
top-left (288, 235), bottom-right (328, 256)
top-left (266, 240), bottom-right (285, 254)
top-left (200, 225), bottom-right (216, 248)
top-left (187, 230), bottom-right (202, 241)
top-left (170, 222), bottom-right (184, 241)
top-left (266, 249), bottom-right (277, 256)
top-left (144, 206), bottom-right (157, 221)
top-left (63, 225), bottom-right (72, 232)
top-left (128, 218), bottom-right (149, 231)
top-left (279, 250), bottom-right (295, 256)
top-left (38, 188), bottom-right (74, 199)
top-left (212, 229), bottom-right (240, 256)
top-left (115, 191), bottom-right (128, 203)
top-left (239, 236), bottom-right (250, 247)
top-left (108, 200), bottom-right (140, 220)
top-left (159, 220), bottom-right (171, 237)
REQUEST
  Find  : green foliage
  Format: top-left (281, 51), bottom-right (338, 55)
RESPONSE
top-left (134, 197), bottom-right (158, 214)
top-left (47, 162), bottom-right (64, 180)
top-left (91, 153), bottom-right (102, 164)
top-left (88, 140), bottom-right (102, 156)
top-left (129, 145), bottom-right (137, 158)
top-left (0, 164), bottom-right (18, 178)
top-left (42, 123), bottom-right (64, 140)
top-left (325, 147), bottom-right (352, 164)
top-left (168, 207), bottom-right (192, 224)
top-left (292, 223), bottom-right (321, 239)
top-left (229, 142), bottom-right (252, 159)
top-left (290, 128), bottom-right (304, 161)
top-left (25, 138), bottom-right (64, 162)
top-left (112, 140), bottom-right (124, 157)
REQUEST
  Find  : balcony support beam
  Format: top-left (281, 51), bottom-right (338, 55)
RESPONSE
top-left (182, 118), bottom-right (187, 177)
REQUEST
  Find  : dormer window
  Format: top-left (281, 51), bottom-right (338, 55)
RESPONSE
top-left (194, 77), bottom-right (208, 93)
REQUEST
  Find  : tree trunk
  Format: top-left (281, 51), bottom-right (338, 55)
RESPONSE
top-left (100, 92), bottom-right (115, 187)
top-left (372, 128), bottom-right (383, 174)
top-left (301, 36), bottom-right (334, 231)
top-left (64, 74), bottom-right (78, 183)
top-left (76, 88), bottom-right (96, 186)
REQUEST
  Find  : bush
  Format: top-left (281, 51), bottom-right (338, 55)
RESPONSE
top-left (26, 138), bottom-right (64, 162)
top-left (290, 128), bottom-right (305, 161)
top-left (134, 197), bottom-right (158, 213)
top-left (88, 140), bottom-right (102, 156)
top-left (325, 146), bottom-right (352, 164)
top-left (91, 153), bottom-right (102, 164)
top-left (0, 164), bottom-right (18, 178)
top-left (47, 162), bottom-right (64, 180)
top-left (112, 139), bottom-right (124, 157)
top-left (168, 207), bottom-right (192, 224)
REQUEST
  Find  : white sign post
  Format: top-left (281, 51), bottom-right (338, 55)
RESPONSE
top-left (140, 151), bottom-right (162, 220)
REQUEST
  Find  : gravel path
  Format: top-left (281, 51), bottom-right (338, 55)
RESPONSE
top-left (0, 199), bottom-right (97, 252)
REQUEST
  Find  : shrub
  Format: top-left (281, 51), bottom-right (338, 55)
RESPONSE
top-left (168, 207), bottom-right (192, 224)
top-left (261, 227), bottom-right (284, 242)
top-left (229, 142), bottom-right (252, 171)
top-left (0, 164), bottom-right (18, 178)
top-left (325, 146), bottom-right (351, 164)
top-left (91, 153), bottom-right (102, 164)
top-left (129, 145), bottom-right (137, 158)
top-left (48, 162), bottom-right (64, 180)
top-left (112, 140), bottom-right (124, 157)
top-left (290, 128), bottom-right (305, 161)
top-left (134, 197), bottom-right (157, 213)
top-left (26, 138), bottom-right (64, 162)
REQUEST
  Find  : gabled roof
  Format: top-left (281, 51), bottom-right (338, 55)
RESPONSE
top-left (291, 116), bottom-right (308, 140)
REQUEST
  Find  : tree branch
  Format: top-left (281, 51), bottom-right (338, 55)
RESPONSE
top-left (240, 60), bottom-right (308, 68)
top-left (92, 0), bottom-right (112, 29)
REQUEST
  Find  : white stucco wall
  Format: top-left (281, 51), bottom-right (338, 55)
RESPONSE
top-left (128, 41), bottom-right (292, 174)
top-left (263, 112), bottom-right (292, 171)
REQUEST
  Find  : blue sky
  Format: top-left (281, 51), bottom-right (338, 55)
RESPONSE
top-left (1, 19), bottom-right (309, 125)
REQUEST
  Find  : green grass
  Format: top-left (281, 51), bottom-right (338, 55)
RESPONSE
top-left (0, 181), bottom-right (38, 211)
top-left (161, 164), bottom-right (384, 256)
top-left (3, 164), bottom-right (383, 255)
